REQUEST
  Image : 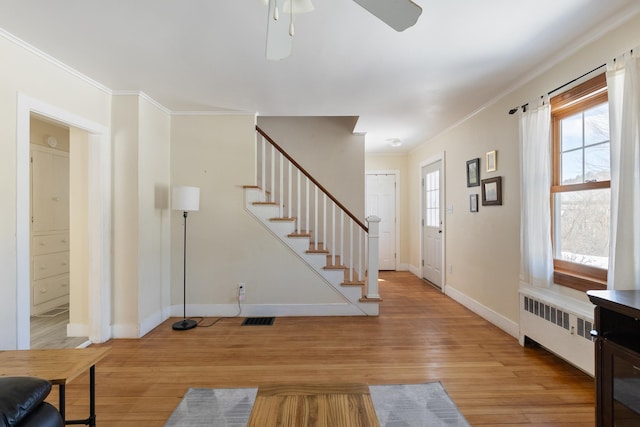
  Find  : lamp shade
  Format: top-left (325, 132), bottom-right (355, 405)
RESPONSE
top-left (172, 186), bottom-right (200, 212)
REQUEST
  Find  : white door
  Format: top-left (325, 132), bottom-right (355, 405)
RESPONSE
top-left (366, 173), bottom-right (396, 270)
top-left (422, 161), bottom-right (443, 287)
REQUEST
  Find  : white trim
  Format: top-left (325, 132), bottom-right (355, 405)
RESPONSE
top-left (519, 285), bottom-right (594, 319)
top-left (112, 91), bottom-right (172, 115)
top-left (16, 94), bottom-right (112, 348)
top-left (418, 153), bottom-right (446, 291)
top-left (445, 285), bottom-right (519, 338)
top-left (365, 170), bottom-right (401, 271)
top-left (0, 28), bottom-right (111, 96)
top-left (171, 303), bottom-right (372, 318)
top-left (171, 110), bottom-right (258, 117)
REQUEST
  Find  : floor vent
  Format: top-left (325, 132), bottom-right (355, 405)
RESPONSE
top-left (523, 296), bottom-right (593, 341)
top-left (242, 317), bottom-right (275, 326)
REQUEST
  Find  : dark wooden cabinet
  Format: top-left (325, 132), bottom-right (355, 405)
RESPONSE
top-left (588, 290), bottom-right (640, 426)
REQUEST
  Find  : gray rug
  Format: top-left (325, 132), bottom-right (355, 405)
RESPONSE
top-left (165, 382), bottom-right (469, 427)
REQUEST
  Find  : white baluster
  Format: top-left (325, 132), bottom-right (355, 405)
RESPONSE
top-left (340, 210), bottom-right (344, 267)
top-left (323, 194), bottom-right (327, 255)
top-left (349, 221), bottom-right (354, 282)
top-left (366, 216), bottom-right (381, 299)
top-left (358, 227), bottom-right (363, 281)
top-left (261, 137), bottom-right (266, 199)
top-left (297, 170), bottom-right (301, 232)
top-left (270, 145), bottom-right (275, 203)
top-left (288, 161), bottom-right (292, 221)
top-left (305, 178), bottom-right (309, 235)
top-left (279, 153), bottom-right (284, 217)
top-left (314, 186), bottom-right (318, 250)
top-left (331, 202), bottom-right (336, 266)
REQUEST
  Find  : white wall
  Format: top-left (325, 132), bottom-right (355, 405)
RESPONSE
top-left (0, 31), bottom-right (111, 349)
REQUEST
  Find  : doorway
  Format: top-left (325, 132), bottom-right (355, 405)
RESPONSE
top-left (366, 171), bottom-right (399, 271)
top-left (421, 159), bottom-right (444, 288)
top-left (17, 94), bottom-right (111, 349)
top-left (29, 116), bottom-right (90, 349)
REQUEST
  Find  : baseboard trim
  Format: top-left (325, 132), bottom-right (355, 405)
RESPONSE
top-left (171, 303), bottom-right (372, 318)
top-left (445, 285), bottom-right (519, 338)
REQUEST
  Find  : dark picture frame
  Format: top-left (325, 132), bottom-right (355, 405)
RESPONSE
top-left (481, 176), bottom-right (502, 206)
top-left (466, 158), bottom-right (480, 187)
top-left (469, 194), bottom-right (479, 212)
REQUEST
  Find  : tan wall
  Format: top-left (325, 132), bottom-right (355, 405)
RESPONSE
top-left (257, 116), bottom-right (365, 219)
top-left (170, 115), bottom-right (344, 309)
top-left (0, 33), bottom-right (110, 349)
top-left (406, 12), bottom-right (640, 327)
top-left (30, 116), bottom-right (70, 152)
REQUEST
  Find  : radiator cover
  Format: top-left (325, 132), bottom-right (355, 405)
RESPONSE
top-left (519, 291), bottom-right (595, 376)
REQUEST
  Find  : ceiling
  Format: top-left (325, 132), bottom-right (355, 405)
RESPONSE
top-left (1, 0), bottom-right (639, 152)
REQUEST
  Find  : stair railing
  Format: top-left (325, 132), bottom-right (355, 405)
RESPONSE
top-left (255, 126), bottom-right (380, 299)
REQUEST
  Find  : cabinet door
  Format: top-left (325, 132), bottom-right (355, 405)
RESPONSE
top-left (51, 153), bottom-right (70, 231)
top-left (31, 150), bottom-right (69, 232)
top-left (31, 150), bottom-right (53, 232)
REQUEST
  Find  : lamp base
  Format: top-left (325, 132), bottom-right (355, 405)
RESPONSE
top-left (172, 319), bottom-right (197, 331)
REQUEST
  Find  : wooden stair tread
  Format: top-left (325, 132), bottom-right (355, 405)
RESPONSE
top-left (270, 217), bottom-right (296, 222)
top-left (359, 296), bottom-right (383, 303)
top-left (289, 232), bottom-right (311, 238)
top-left (253, 201), bottom-right (277, 206)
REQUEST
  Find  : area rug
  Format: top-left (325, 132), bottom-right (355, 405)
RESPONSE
top-left (165, 382), bottom-right (469, 426)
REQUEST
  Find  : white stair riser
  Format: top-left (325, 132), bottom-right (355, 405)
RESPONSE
top-left (244, 188), bottom-right (376, 313)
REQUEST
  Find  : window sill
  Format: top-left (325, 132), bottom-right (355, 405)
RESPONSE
top-left (554, 269), bottom-right (606, 293)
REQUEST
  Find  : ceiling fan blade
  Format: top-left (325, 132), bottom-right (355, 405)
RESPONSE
top-left (352, 0), bottom-right (422, 32)
top-left (266, 0), bottom-right (293, 61)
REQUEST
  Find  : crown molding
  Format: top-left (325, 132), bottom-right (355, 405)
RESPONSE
top-left (0, 27), bottom-right (112, 96)
top-left (171, 110), bottom-right (257, 117)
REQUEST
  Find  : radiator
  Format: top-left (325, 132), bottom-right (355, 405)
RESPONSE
top-left (519, 290), bottom-right (595, 376)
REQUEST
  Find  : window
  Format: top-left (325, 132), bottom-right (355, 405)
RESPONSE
top-left (551, 73), bottom-right (609, 292)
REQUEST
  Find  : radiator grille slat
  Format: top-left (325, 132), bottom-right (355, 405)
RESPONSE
top-left (523, 295), bottom-right (593, 341)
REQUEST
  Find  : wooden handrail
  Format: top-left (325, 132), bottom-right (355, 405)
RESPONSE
top-left (256, 125), bottom-right (368, 233)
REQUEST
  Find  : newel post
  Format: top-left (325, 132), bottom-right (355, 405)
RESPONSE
top-left (366, 215), bottom-right (381, 299)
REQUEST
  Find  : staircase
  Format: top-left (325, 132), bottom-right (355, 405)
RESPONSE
top-left (243, 127), bottom-right (381, 316)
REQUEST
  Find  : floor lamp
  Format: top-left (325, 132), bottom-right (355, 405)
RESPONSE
top-left (172, 186), bottom-right (200, 331)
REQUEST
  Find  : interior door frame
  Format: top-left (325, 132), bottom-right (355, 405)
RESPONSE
top-left (366, 170), bottom-right (400, 271)
top-left (419, 153), bottom-right (446, 292)
top-left (16, 94), bottom-right (112, 348)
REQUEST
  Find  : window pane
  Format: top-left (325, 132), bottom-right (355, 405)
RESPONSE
top-left (561, 113), bottom-right (583, 151)
top-left (585, 143), bottom-right (610, 181)
top-left (562, 150), bottom-right (583, 184)
top-left (585, 103), bottom-right (609, 146)
top-left (554, 189), bottom-right (610, 269)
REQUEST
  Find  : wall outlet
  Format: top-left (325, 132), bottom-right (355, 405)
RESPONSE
top-left (238, 283), bottom-right (246, 301)
top-left (448, 264), bottom-right (453, 273)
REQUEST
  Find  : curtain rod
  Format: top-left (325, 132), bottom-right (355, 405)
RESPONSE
top-left (508, 63), bottom-right (606, 115)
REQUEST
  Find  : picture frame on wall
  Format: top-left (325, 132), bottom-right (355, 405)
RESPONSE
top-left (470, 194), bottom-right (479, 212)
top-left (482, 176), bottom-right (502, 206)
top-left (466, 158), bottom-right (480, 187)
top-left (486, 150), bottom-right (497, 172)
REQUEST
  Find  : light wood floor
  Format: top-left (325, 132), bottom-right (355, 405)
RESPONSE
top-left (56, 271), bottom-right (595, 426)
top-left (30, 304), bottom-right (89, 349)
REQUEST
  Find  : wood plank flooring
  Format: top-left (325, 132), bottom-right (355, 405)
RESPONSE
top-left (54, 271), bottom-right (595, 426)
top-left (30, 304), bottom-right (89, 349)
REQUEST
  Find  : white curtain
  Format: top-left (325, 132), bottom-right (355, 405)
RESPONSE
top-left (519, 97), bottom-right (553, 287)
top-left (607, 49), bottom-right (640, 290)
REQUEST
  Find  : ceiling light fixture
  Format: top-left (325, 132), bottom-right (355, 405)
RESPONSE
top-left (387, 138), bottom-right (402, 147)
